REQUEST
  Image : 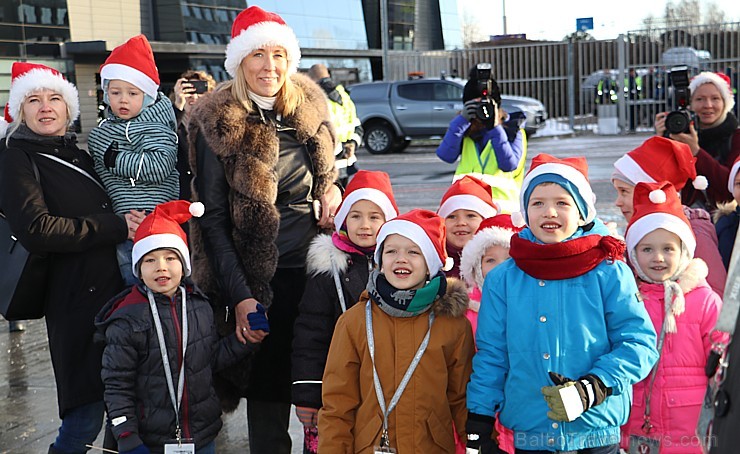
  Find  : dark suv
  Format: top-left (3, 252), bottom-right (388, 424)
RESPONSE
top-left (348, 79), bottom-right (547, 154)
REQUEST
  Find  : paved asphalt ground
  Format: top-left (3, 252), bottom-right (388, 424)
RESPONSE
top-left (0, 131), bottom-right (653, 453)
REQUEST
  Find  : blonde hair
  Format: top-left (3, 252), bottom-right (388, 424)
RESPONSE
top-left (225, 63), bottom-right (305, 117)
top-left (5, 91), bottom-right (72, 144)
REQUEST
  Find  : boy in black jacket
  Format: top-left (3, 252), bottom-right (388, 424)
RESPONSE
top-left (96, 200), bottom-right (262, 454)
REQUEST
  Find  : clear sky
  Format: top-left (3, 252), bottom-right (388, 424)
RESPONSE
top-left (459, 0), bottom-right (740, 42)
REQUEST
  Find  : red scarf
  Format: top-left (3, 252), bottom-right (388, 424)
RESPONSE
top-left (509, 234), bottom-right (625, 280)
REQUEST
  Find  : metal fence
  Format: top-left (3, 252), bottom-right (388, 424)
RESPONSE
top-left (385, 22), bottom-right (740, 134)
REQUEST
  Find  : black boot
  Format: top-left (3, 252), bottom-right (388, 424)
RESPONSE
top-left (47, 443), bottom-right (63, 453)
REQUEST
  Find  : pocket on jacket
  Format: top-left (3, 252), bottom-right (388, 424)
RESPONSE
top-left (354, 413), bottom-right (382, 451)
top-left (665, 386), bottom-right (705, 408)
top-left (426, 411), bottom-right (455, 452)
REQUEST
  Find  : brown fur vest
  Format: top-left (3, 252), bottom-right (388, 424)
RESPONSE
top-left (187, 73), bottom-right (336, 310)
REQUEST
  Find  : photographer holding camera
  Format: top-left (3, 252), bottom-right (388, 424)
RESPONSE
top-left (655, 70), bottom-right (740, 209)
top-left (436, 64), bottom-right (526, 214)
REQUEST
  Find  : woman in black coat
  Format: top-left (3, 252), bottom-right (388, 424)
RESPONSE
top-left (0, 62), bottom-right (140, 453)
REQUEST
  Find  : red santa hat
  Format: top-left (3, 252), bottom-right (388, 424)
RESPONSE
top-left (460, 214), bottom-right (523, 289)
top-left (333, 170), bottom-right (399, 231)
top-left (224, 6), bottom-right (301, 78)
top-left (437, 175), bottom-right (499, 219)
top-left (0, 62), bottom-right (79, 138)
top-left (612, 136), bottom-right (706, 191)
top-left (100, 34), bottom-right (160, 99)
top-left (515, 153), bottom-right (596, 226)
top-left (728, 155), bottom-right (740, 194)
top-left (689, 71), bottom-right (735, 117)
top-left (131, 200), bottom-right (205, 278)
top-left (625, 181), bottom-right (696, 261)
top-left (375, 209), bottom-right (453, 275)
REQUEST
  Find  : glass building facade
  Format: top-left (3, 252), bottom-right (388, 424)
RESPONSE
top-left (0, 0), bottom-right (70, 58)
top-left (439, 0), bottom-right (463, 50)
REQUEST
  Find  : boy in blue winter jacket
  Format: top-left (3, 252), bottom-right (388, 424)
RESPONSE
top-left (466, 153), bottom-right (659, 453)
top-left (88, 34), bottom-right (179, 286)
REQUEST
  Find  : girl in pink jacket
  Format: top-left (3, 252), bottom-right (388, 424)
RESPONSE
top-left (622, 181), bottom-right (724, 454)
top-left (459, 214), bottom-right (521, 454)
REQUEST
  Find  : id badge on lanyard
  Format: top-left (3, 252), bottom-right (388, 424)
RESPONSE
top-left (164, 442), bottom-right (195, 454)
top-left (366, 301), bottom-right (432, 454)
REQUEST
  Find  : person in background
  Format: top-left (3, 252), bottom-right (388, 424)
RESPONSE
top-left (620, 181), bottom-right (723, 454)
top-left (466, 154), bottom-right (658, 453)
top-left (437, 175), bottom-right (499, 278)
top-left (0, 61), bottom-right (139, 454)
top-left (318, 209), bottom-right (474, 453)
top-left (655, 71), bottom-right (740, 209)
top-left (291, 170), bottom-right (398, 454)
top-left (187, 6), bottom-right (338, 453)
top-left (171, 70), bottom-right (216, 201)
top-left (88, 34), bottom-right (179, 287)
top-left (308, 63), bottom-right (363, 187)
top-left (436, 68), bottom-right (526, 214)
top-left (714, 155), bottom-right (740, 269)
top-left (97, 200), bottom-right (258, 454)
top-left (612, 135), bottom-right (726, 295)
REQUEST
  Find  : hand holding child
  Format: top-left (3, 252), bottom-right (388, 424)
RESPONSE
top-left (235, 298), bottom-right (269, 344)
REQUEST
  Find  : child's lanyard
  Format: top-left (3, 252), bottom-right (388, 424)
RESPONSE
top-left (365, 301), bottom-right (434, 449)
top-left (473, 138), bottom-right (492, 173)
top-left (148, 287), bottom-right (188, 445)
top-left (641, 308), bottom-right (669, 434)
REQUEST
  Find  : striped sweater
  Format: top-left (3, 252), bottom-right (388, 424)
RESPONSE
top-left (89, 93), bottom-right (179, 214)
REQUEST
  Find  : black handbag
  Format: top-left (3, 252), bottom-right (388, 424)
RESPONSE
top-left (0, 154), bottom-right (48, 320)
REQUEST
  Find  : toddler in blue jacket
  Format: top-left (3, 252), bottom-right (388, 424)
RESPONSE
top-left (466, 153), bottom-right (658, 453)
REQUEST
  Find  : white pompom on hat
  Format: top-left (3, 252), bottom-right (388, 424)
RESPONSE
top-left (375, 209), bottom-right (453, 276)
top-left (689, 71), bottom-right (735, 117)
top-left (224, 6), bottom-right (301, 78)
top-left (100, 34), bottom-right (160, 98)
top-left (1, 62), bottom-right (79, 138)
top-left (131, 200), bottom-right (205, 278)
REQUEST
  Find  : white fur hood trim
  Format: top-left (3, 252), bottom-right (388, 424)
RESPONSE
top-left (460, 226), bottom-right (514, 289)
top-left (305, 234), bottom-right (350, 276)
top-left (676, 258), bottom-right (709, 294)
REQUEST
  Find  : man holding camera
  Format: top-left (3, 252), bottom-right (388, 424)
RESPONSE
top-left (436, 64), bottom-right (527, 214)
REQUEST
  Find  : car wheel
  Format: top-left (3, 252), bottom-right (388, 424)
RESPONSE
top-left (364, 124), bottom-right (395, 154)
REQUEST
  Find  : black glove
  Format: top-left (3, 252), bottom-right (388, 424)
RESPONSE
top-left (541, 372), bottom-right (611, 422)
top-left (465, 412), bottom-right (497, 453)
top-left (104, 141), bottom-right (119, 168)
top-left (463, 100), bottom-right (479, 122)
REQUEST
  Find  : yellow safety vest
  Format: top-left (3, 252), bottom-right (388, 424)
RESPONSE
top-left (327, 85), bottom-right (361, 143)
top-left (454, 131), bottom-right (527, 214)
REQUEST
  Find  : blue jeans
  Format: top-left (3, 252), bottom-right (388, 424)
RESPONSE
top-left (53, 401), bottom-right (105, 453)
top-left (515, 444), bottom-right (619, 454)
top-left (116, 240), bottom-right (138, 287)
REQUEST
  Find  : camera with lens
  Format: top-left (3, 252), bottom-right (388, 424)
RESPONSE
top-left (471, 63), bottom-right (497, 123)
top-left (664, 65), bottom-right (695, 135)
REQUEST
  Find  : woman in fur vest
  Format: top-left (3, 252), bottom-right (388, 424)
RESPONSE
top-left (187, 6), bottom-right (339, 453)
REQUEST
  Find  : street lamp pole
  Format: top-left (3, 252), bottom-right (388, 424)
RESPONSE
top-left (380, 0), bottom-right (389, 80)
top-left (502, 0), bottom-right (507, 35)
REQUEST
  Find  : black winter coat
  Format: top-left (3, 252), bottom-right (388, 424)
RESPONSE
top-left (96, 284), bottom-right (256, 453)
top-left (291, 234), bottom-right (373, 409)
top-left (0, 131), bottom-right (127, 418)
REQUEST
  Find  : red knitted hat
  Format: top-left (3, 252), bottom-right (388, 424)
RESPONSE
top-left (375, 209), bottom-right (453, 275)
top-left (625, 181), bottom-right (695, 261)
top-left (100, 34), bottom-right (160, 98)
top-left (333, 170), bottom-right (399, 231)
top-left (0, 62), bottom-right (79, 138)
top-left (224, 6), bottom-right (301, 78)
top-left (437, 175), bottom-right (499, 219)
top-left (132, 200), bottom-right (205, 278)
top-left (613, 136), bottom-right (705, 191)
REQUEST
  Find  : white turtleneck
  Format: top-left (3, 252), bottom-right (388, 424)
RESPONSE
top-left (248, 91), bottom-right (277, 111)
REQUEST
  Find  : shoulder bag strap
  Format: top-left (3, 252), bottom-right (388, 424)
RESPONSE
top-left (34, 152), bottom-right (105, 192)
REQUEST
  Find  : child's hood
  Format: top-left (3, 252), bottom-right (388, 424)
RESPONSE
top-left (306, 233), bottom-right (352, 276)
top-left (432, 278), bottom-right (470, 318)
top-left (638, 257), bottom-right (709, 297)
